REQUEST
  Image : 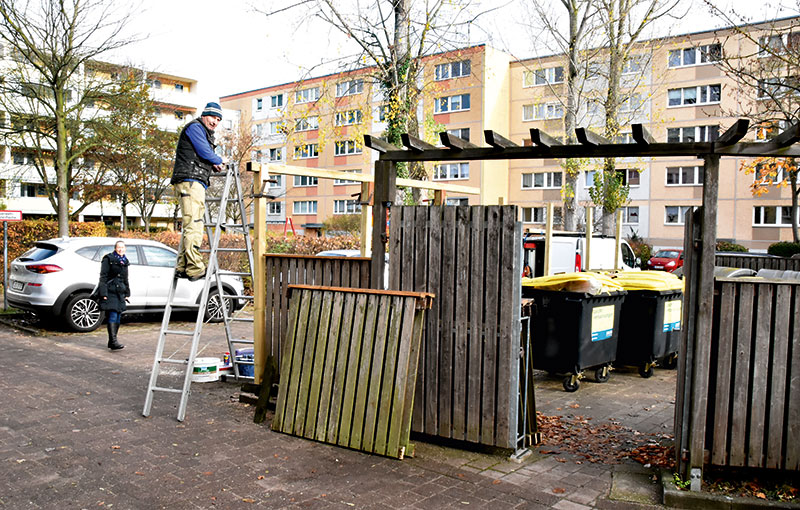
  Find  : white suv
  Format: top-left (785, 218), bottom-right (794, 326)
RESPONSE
top-left (7, 237), bottom-right (245, 332)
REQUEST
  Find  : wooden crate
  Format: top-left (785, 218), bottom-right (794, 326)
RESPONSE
top-left (272, 285), bottom-right (433, 459)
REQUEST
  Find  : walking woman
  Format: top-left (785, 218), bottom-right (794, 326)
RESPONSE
top-left (97, 240), bottom-right (130, 350)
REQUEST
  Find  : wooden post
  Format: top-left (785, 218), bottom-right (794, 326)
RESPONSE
top-left (359, 182), bottom-right (372, 257)
top-left (685, 154), bottom-right (720, 488)
top-left (544, 203), bottom-right (554, 276)
top-left (433, 190), bottom-right (445, 206)
top-left (585, 206), bottom-right (593, 271)
top-left (371, 161), bottom-right (396, 289)
top-left (253, 165), bottom-right (267, 384)
top-left (615, 209), bottom-right (623, 270)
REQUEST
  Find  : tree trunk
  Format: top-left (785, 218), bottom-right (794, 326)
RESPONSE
top-left (56, 103), bottom-right (69, 237)
top-left (562, 0), bottom-right (582, 231)
top-left (792, 167), bottom-right (799, 242)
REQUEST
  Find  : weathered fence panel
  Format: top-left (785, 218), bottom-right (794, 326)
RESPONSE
top-left (706, 278), bottom-right (800, 471)
top-left (264, 254), bottom-right (371, 369)
top-left (389, 205), bottom-right (527, 450)
top-left (715, 253), bottom-right (800, 272)
top-left (272, 285), bottom-right (432, 459)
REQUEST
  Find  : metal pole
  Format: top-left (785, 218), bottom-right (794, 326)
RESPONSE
top-left (3, 221), bottom-right (6, 311)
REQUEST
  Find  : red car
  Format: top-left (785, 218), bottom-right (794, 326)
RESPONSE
top-left (647, 249), bottom-right (684, 272)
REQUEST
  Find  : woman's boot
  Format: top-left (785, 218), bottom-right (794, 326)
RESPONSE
top-left (107, 322), bottom-right (124, 350)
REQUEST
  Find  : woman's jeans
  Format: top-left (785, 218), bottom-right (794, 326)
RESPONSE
top-left (108, 311), bottom-right (121, 324)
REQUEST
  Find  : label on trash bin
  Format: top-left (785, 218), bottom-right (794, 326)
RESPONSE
top-left (663, 300), bottom-right (682, 332)
top-left (591, 305), bottom-right (615, 341)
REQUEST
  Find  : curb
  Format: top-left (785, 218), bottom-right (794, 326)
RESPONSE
top-left (661, 471), bottom-right (800, 509)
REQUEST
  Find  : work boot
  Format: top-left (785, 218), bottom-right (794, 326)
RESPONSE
top-left (107, 322), bottom-right (124, 350)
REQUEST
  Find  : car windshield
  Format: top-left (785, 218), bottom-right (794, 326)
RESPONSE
top-left (655, 250), bottom-right (680, 259)
top-left (18, 243), bottom-right (59, 262)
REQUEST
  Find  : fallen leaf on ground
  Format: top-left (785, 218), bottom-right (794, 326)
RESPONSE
top-left (553, 488), bottom-right (566, 494)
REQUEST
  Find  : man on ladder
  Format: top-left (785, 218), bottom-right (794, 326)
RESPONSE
top-left (171, 101), bottom-right (226, 282)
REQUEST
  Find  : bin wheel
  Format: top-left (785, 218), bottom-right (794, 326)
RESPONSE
top-left (664, 354), bottom-right (678, 370)
top-left (563, 375), bottom-right (580, 392)
top-left (594, 365), bottom-right (611, 383)
top-left (639, 363), bottom-right (654, 378)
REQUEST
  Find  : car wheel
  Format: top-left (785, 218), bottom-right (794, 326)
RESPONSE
top-left (204, 289), bottom-right (233, 323)
top-left (64, 292), bottom-right (105, 332)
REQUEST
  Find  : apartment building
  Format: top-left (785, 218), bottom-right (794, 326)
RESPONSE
top-left (221, 17), bottom-right (798, 249)
top-left (0, 55), bottom-right (199, 229)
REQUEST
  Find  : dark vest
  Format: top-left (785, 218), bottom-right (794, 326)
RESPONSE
top-left (171, 118), bottom-right (216, 187)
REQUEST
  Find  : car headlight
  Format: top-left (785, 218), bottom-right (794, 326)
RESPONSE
top-left (666, 261), bottom-right (675, 267)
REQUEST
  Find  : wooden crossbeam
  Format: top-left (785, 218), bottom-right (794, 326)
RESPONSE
top-left (772, 122), bottom-right (800, 147)
top-left (364, 134), bottom-right (403, 153)
top-left (529, 129), bottom-right (563, 147)
top-left (484, 130), bottom-right (518, 148)
top-left (716, 119), bottom-right (750, 146)
top-left (575, 127), bottom-right (610, 146)
top-left (440, 132), bottom-right (478, 150)
top-left (632, 124), bottom-right (656, 145)
top-left (401, 133), bottom-right (438, 152)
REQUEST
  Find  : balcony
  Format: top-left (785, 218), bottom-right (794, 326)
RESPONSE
top-left (149, 87), bottom-right (197, 109)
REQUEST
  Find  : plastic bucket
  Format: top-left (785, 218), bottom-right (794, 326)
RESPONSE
top-left (191, 357), bottom-right (220, 383)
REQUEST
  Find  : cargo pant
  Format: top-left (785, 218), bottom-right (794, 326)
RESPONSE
top-left (174, 180), bottom-right (206, 278)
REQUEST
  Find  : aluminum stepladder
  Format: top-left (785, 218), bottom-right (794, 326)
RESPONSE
top-left (142, 164), bottom-right (256, 421)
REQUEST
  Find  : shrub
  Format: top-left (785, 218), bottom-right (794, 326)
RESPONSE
top-left (626, 231), bottom-right (653, 269)
top-left (768, 241), bottom-right (800, 257)
top-left (323, 214), bottom-right (361, 235)
top-left (716, 240), bottom-right (748, 252)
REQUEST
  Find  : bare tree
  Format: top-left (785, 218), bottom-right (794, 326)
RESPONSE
top-left (215, 112), bottom-right (260, 223)
top-left (0, 0), bottom-right (137, 235)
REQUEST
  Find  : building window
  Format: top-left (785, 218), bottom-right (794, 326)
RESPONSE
top-left (295, 86), bottom-right (320, 103)
top-left (754, 206), bottom-right (795, 226)
top-left (615, 132), bottom-right (634, 144)
top-left (334, 109), bottom-right (363, 126)
top-left (666, 166), bottom-right (704, 185)
top-left (621, 206), bottom-right (639, 224)
top-left (446, 198), bottom-right (469, 206)
top-left (666, 125), bottom-right (719, 143)
top-left (433, 162), bottom-right (469, 180)
top-left (269, 175), bottom-right (283, 188)
top-left (333, 199), bottom-right (362, 214)
top-left (523, 66), bottom-right (564, 87)
top-left (175, 83), bottom-right (184, 91)
top-left (268, 121), bottom-right (284, 134)
top-left (757, 78), bottom-right (796, 99)
top-left (268, 148), bottom-right (283, 162)
top-left (434, 94), bottom-right (470, 113)
top-left (619, 93), bottom-right (643, 113)
top-left (521, 171), bottom-right (562, 189)
top-left (256, 98), bottom-right (263, 111)
top-left (622, 55), bottom-right (647, 74)
top-left (152, 79), bottom-right (162, 89)
top-left (293, 175), bottom-right (318, 187)
top-left (293, 144), bottom-right (318, 159)
top-left (270, 94), bottom-right (284, 108)
top-left (334, 140), bottom-right (362, 156)
top-left (668, 44), bottom-right (722, 67)
top-left (521, 206), bottom-right (562, 224)
top-left (522, 102), bottom-right (564, 121)
top-left (268, 202), bottom-right (282, 214)
top-left (667, 84), bottom-right (721, 106)
top-left (445, 128), bottom-right (470, 141)
top-left (435, 59), bottom-right (471, 80)
top-left (753, 161), bottom-right (786, 183)
top-left (377, 105), bottom-right (388, 122)
top-left (665, 206), bottom-right (693, 225)
top-left (335, 79), bottom-right (363, 97)
top-left (295, 116), bottom-right (319, 131)
top-left (293, 200), bottom-right (317, 215)
top-left (12, 152), bottom-right (31, 165)
top-left (619, 168), bottom-right (640, 186)
top-left (758, 33), bottom-right (800, 56)
top-left (334, 170), bottom-right (361, 185)
top-left (20, 182), bottom-right (47, 197)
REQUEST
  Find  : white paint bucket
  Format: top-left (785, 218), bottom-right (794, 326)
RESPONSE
top-left (191, 357), bottom-right (220, 383)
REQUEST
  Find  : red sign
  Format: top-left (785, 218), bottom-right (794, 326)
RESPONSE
top-left (0, 210), bottom-right (22, 221)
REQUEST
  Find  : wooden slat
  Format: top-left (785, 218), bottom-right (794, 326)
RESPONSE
top-left (362, 295), bottom-right (391, 452)
top-left (374, 295), bottom-right (404, 456)
top-left (412, 207), bottom-right (428, 433)
top-left (293, 290), bottom-right (323, 437)
top-left (265, 258), bottom-right (275, 358)
top-left (438, 206), bottom-right (457, 437)
top-left (748, 284), bottom-right (772, 467)
top-left (304, 290), bottom-right (333, 438)
top-left (787, 288), bottom-right (800, 470)
top-left (423, 207), bottom-right (442, 435)
top-left (467, 206), bottom-right (485, 443)
top-left (272, 284), bottom-right (303, 428)
top-left (400, 297), bottom-right (426, 454)
top-left (350, 293), bottom-right (380, 449)
top-left (453, 206), bottom-right (470, 439)
top-left (711, 282), bottom-right (735, 466)
top-left (529, 128), bottom-right (563, 147)
top-left (484, 130), bottom-right (518, 148)
top-left (767, 284), bottom-right (791, 468)
top-left (402, 133), bottom-right (438, 152)
top-left (496, 207), bottom-right (519, 447)
top-left (729, 283), bottom-right (754, 466)
top-left (389, 206), bottom-right (403, 291)
top-left (337, 293), bottom-right (368, 448)
top-left (481, 206), bottom-right (501, 445)
top-left (326, 293), bottom-right (356, 444)
top-left (280, 288), bottom-right (313, 434)
top-left (388, 298), bottom-right (417, 457)
top-left (315, 291), bottom-right (344, 441)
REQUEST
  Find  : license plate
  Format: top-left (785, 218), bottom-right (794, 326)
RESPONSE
top-left (654, 265), bottom-right (663, 269)
top-left (11, 280), bottom-right (23, 291)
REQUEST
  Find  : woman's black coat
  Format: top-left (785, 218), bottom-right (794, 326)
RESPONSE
top-left (97, 254), bottom-right (130, 313)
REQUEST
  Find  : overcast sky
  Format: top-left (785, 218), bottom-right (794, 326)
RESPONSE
top-left (111, 0), bottom-right (796, 107)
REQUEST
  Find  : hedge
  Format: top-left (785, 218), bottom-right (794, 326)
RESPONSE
top-left (768, 241), bottom-right (800, 257)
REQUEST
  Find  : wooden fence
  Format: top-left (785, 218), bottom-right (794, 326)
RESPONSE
top-left (272, 285), bottom-right (432, 459)
top-left (715, 253), bottom-right (800, 272)
top-left (264, 254), bottom-right (371, 369)
top-left (706, 278), bottom-right (800, 470)
top-left (388, 205), bottom-right (527, 450)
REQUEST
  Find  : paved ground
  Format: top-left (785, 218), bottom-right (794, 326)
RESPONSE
top-left (0, 311), bottom-right (676, 509)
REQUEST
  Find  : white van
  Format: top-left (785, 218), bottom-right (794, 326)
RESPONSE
top-left (522, 232), bottom-right (640, 277)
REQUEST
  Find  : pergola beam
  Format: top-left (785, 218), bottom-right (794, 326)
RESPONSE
top-left (529, 128), bottom-right (563, 147)
top-left (771, 122), bottom-right (800, 148)
top-left (716, 119), bottom-right (750, 146)
top-left (575, 127), bottom-right (611, 146)
top-left (632, 124), bottom-right (656, 145)
top-left (485, 130), bottom-right (518, 148)
top-left (364, 134), bottom-right (403, 153)
top-left (440, 132), bottom-right (478, 150)
top-left (402, 133), bottom-right (438, 152)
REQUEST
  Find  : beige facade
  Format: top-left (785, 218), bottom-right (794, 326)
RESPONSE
top-left (222, 19), bottom-right (799, 249)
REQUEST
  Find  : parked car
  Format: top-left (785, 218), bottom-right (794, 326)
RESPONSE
top-left (647, 249), bottom-right (684, 272)
top-left (6, 237), bottom-right (246, 332)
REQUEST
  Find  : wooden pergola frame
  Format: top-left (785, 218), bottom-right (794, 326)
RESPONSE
top-left (359, 121), bottom-right (800, 485)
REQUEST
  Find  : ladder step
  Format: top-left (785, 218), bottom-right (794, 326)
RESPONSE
top-left (200, 248), bottom-right (247, 253)
top-left (231, 338), bottom-right (254, 344)
top-left (206, 197), bottom-right (222, 202)
top-left (204, 223), bottom-right (247, 229)
top-left (152, 386), bottom-right (183, 394)
top-left (218, 270), bottom-right (252, 277)
top-left (209, 173), bottom-right (228, 178)
top-left (165, 330), bottom-right (196, 337)
top-left (230, 317), bottom-right (254, 323)
top-left (160, 358), bottom-right (189, 365)
top-left (224, 294), bottom-right (254, 300)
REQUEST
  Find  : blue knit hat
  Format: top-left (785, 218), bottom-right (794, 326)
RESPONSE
top-left (201, 102), bottom-right (223, 119)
